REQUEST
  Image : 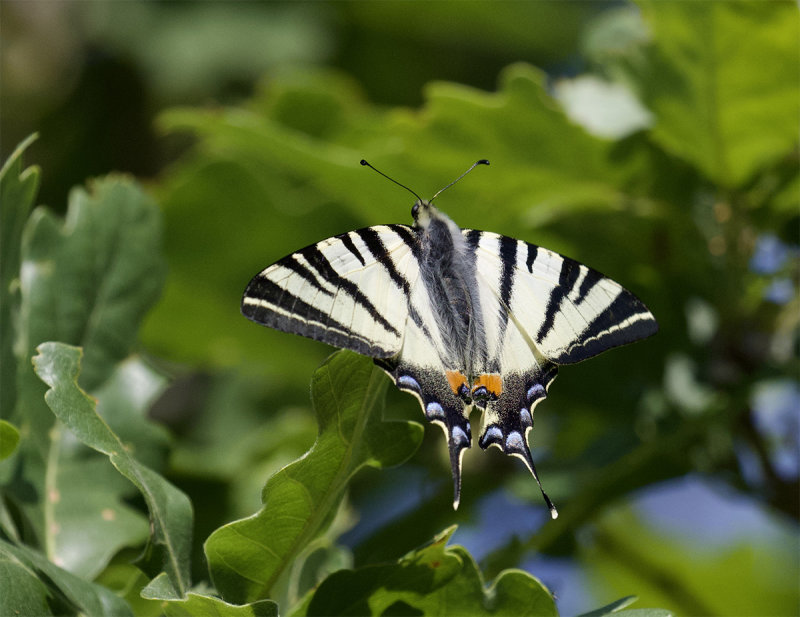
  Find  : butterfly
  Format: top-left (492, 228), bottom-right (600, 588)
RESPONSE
top-left (242, 160), bottom-right (658, 518)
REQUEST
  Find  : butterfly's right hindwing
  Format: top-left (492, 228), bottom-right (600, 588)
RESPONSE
top-left (242, 224), bottom-right (419, 358)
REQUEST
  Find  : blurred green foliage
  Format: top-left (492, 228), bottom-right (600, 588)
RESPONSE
top-left (1, 1), bottom-right (798, 616)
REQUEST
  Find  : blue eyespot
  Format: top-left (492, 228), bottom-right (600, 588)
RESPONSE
top-left (398, 375), bottom-right (420, 391)
top-left (425, 401), bottom-right (444, 419)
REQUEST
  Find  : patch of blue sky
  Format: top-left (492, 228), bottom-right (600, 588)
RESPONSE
top-left (631, 474), bottom-right (790, 549)
top-left (750, 234), bottom-right (790, 275)
top-left (452, 488), bottom-right (548, 562)
top-left (750, 379), bottom-right (800, 481)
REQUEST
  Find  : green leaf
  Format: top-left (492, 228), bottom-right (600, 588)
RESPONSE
top-left (2, 171), bottom-right (170, 577)
top-left (32, 342), bottom-right (193, 597)
top-left (4, 356), bottom-right (168, 581)
top-left (614, 610), bottom-right (673, 617)
top-left (576, 596), bottom-right (674, 617)
top-left (0, 133), bottom-right (39, 417)
top-left (638, 0), bottom-right (800, 186)
top-left (142, 573), bottom-right (279, 617)
top-left (0, 541), bottom-right (51, 617)
top-left (293, 526), bottom-right (557, 617)
top-left (0, 537), bottom-right (134, 617)
top-left (93, 356), bottom-right (171, 473)
top-left (44, 451), bottom-right (150, 580)
top-left (575, 596), bottom-right (638, 617)
top-left (20, 175), bottom-right (166, 391)
top-left (0, 420), bottom-right (20, 460)
top-left (95, 563), bottom-right (165, 617)
top-left (205, 350), bottom-right (424, 604)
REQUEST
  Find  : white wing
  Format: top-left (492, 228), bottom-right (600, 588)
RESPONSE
top-left (465, 229), bottom-right (657, 518)
top-left (242, 224), bottom-right (420, 358)
top-left (466, 229), bottom-right (658, 366)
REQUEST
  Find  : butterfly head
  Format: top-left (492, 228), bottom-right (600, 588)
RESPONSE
top-left (411, 199), bottom-right (442, 229)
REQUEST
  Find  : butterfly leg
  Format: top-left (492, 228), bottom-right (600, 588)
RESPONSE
top-left (381, 363), bottom-right (473, 509)
top-left (478, 368), bottom-right (559, 519)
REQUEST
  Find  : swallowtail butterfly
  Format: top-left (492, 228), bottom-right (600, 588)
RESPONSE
top-left (242, 160), bottom-right (658, 518)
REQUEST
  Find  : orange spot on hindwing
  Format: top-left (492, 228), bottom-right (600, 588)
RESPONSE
top-left (471, 374), bottom-right (502, 400)
top-left (446, 370), bottom-right (469, 398)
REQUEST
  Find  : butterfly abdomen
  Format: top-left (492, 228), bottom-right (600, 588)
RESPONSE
top-left (417, 214), bottom-right (487, 368)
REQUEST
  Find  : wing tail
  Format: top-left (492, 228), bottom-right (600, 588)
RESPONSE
top-left (478, 368), bottom-right (559, 519)
top-left (383, 362), bottom-right (472, 509)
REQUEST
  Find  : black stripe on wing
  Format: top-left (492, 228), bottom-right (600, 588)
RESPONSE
top-left (339, 232), bottom-right (366, 266)
top-left (536, 258), bottom-right (581, 344)
top-left (241, 226), bottom-right (419, 359)
top-left (242, 276), bottom-right (393, 357)
top-left (554, 288), bottom-right (658, 364)
top-left (482, 232), bottom-right (658, 365)
top-left (498, 235), bottom-right (517, 332)
top-left (301, 244), bottom-right (400, 338)
top-left (356, 225), bottom-right (432, 340)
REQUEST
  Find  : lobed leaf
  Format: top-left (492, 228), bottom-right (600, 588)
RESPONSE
top-left (205, 350), bottom-right (424, 604)
top-left (637, 0), bottom-right (800, 187)
top-left (19, 175), bottom-right (166, 391)
top-left (142, 573), bottom-right (279, 617)
top-left (2, 168), bottom-right (173, 579)
top-left (32, 342), bottom-right (193, 597)
top-left (293, 526), bottom-right (557, 616)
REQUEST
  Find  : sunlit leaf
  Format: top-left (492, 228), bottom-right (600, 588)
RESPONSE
top-left (142, 573), bottom-right (279, 617)
top-left (293, 526), bottom-right (557, 617)
top-left (0, 420), bottom-right (20, 460)
top-left (638, 0), bottom-right (800, 186)
top-left (205, 351), bottom-right (424, 604)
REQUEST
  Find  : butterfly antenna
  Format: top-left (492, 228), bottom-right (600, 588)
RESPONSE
top-left (430, 159), bottom-right (490, 202)
top-left (361, 160), bottom-right (424, 203)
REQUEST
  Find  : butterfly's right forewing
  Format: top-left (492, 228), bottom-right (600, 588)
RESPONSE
top-left (242, 225), bottom-right (419, 358)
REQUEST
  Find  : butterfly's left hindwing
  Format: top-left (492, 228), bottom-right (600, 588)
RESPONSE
top-left (242, 224), bottom-right (419, 358)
